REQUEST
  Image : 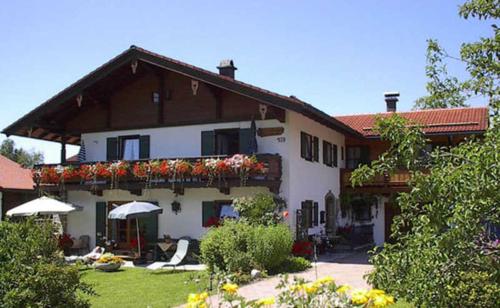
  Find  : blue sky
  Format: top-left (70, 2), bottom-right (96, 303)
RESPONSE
top-left (0, 0), bottom-right (492, 163)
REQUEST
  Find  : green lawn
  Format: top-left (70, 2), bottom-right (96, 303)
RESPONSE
top-left (80, 267), bottom-right (209, 308)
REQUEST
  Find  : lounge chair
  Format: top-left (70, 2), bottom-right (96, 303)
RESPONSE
top-left (146, 239), bottom-right (189, 270)
top-left (65, 246), bottom-right (105, 264)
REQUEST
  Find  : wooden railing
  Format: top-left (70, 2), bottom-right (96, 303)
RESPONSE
top-left (341, 168), bottom-right (411, 192)
top-left (36, 154), bottom-right (282, 195)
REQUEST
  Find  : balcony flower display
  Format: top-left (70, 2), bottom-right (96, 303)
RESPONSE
top-left (32, 154), bottom-right (268, 190)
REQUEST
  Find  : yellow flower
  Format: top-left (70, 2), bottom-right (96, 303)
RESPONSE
top-left (314, 276), bottom-right (334, 285)
top-left (337, 285), bottom-right (352, 294)
top-left (255, 296), bottom-right (275, 306)
top-left (198, 292), bottom-right (209, 301)
top-left (372, 294), bottom-right (395, 307)
top-left (290, 284), bottom-right (304, 293)
top-left (187, 292), bottom-right (209, 304)
top-left (351, 289), bottom-right (369, 305)
top-left (367, 288), bottom-right (386, 298)
top-left (304, 283), bottom-right (319, 294)
top-left (222, 283), bottom-right (239, 294)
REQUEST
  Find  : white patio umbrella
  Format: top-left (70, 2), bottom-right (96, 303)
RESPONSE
top-left (107, 201), bottom-right (163, 257)
top-left (6, 196), bottom-right (76, 217)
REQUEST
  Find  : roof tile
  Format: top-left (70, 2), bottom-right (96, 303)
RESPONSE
top-left (0, 155), bottom-right (34, 190)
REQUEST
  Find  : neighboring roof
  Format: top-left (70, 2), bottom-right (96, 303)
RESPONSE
top-left (2, 45), bottom-right (362, 143)
top-left (334, 107), bottom-right (489, 137)
top-left (66, 154), bottom-right (79, 162)
top-left (0, 155), bottom-right (34, 190)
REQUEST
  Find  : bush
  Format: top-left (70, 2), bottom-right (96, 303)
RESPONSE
top-left (252, 224), bottom-right (293, 272)
top-left (233, 193), bottom-right (286, 226)
top-left (0, 219), bottom-right (93, 307)
top-left (446, 271), bottom-right (500, 308)
top-left (272, 256), bottom-right (311, 274)
top-left (200, 220), bottom-right (255, 273)
top-left (200, 221), bottom-right (293, 275)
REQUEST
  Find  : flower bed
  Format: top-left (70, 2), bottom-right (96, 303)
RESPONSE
top-left (33, 154), bottom-right (267, 189)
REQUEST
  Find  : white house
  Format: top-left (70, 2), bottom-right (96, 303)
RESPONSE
top-left (2, 46), bottom-right (488, 251)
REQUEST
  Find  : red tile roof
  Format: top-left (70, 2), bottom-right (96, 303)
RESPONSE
top-left (0, 155), bottom-right (34, 190)
top-left (334, 107), bottom-right (489, 137)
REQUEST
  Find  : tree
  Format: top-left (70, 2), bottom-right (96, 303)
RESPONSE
top-left (0, 139), bottom-right (43, 168)
top-left (351, 0), bottom-right (500, 306)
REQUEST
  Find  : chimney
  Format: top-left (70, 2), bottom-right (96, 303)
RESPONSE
top-left (384, 92), bottom-right (399, 112)
top-left (217, 59), bottom-right (237, 79)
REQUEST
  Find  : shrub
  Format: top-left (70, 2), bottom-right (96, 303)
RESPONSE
top-left (233, 193), bottom-right (286, 226)
top-left (446, 271), bottom-right (500, 308)
top-left (272, 256), bottom-right (311, 274)
top-left (200, 220), bottom-right (255, 273)
top-left (0, 219), bottom-right (93, 307)
top-left (200, 221), bottom-right (293, 275)
top-left (251, 224), bottom-right (293, 272)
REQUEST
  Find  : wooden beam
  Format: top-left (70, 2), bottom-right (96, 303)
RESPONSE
top-left (207, 85), bottom-right (223, 120)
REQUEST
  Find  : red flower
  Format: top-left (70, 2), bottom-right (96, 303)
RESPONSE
top-left (292, 240), bottom-right (313, 257)
top-left (204, 216), bottom-right (220, 228)
top-left (130, 236), bottom-right (146, 250)
top-left (192, 161), bottom-right (208, 176)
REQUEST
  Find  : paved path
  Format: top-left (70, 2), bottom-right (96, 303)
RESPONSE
top-left (204, 251), bottom-right (373, 306)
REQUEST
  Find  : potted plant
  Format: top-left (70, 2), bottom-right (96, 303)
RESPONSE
top-left (94, 253), bottom-right (124, 272)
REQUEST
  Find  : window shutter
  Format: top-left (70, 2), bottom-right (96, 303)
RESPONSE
top-left (202, 201), bottom-right (216, 227)
top-left (341, 146), bottom-right (344, 160)
top-left (313, 202), bottom-right (319, 226)
top-left (320, 210), bottom-right (326, 224)
top-left (142, 201), bottom-right (158, 244)
top-left (323, 140), bottom-right (328, 165)
top-left (300, 132), bottom-right (307, 159)
top-left (238, 128), bottom-right (252, 154)
top-left (201, 131), bottom-right (215, 156)
top-left (333, 144), bottom-right (338, 167)
top-left (106, 137), bottom-right (118, 161)
top-left (139, 135), bottom-right (150, 159)
top-left (313, 137), bottom-right (319, 162)
top-left (95, 202), bottom-right (107, 246)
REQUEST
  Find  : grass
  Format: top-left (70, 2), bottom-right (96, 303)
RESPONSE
top-left (80, 267), bottom-right (209, 308)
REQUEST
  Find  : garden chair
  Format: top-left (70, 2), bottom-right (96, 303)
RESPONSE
top-left (146, 239), bottom-right (189, 270)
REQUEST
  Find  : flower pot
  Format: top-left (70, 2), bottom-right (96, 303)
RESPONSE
top-left (94, 262), bottom-right (121, 272)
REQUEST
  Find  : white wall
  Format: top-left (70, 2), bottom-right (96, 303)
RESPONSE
top-left (67, 186), bottom-right (271, 248)
top-left (286, 111), bottom-right (345, 236)
top-left (81, 119), bottom-right (287, 162)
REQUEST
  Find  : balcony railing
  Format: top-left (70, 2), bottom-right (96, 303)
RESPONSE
top-left (35, 154), bottom-right (282, 195)
top-left (341, 168), bottom-right (411, 192)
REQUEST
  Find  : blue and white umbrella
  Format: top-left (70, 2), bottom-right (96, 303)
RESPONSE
top-left (108, 201), bottom-right (163, 256)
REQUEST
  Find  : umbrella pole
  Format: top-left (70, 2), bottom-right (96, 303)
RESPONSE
top-left (136, 218), bottom-right (141, 258)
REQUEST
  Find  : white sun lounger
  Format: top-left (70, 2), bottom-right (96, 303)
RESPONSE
top-left (146, 239), bottom-right (189, 270)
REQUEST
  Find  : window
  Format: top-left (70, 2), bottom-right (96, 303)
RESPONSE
top-left (301, 132), bottom-right (313, 161)
top-left (106, 135), bottom-right (150, 161)
top-left (323, 141), bottom-right (333, 166)
top-left (352, 199), bottom-right (372, 221)
top-left (121, 136), bottom-right (140, 160)
top-left (341, 146), bottom-right (344, 161)
top-left (201, 128), bottom-right (253, 156)
top-left (215, 129), bottom-right (240, 155)
top-left (301, 132), bottom-right (318, 162)
top-left (202, 200), bottom-right (236, 227)
top-left (346, 146), bottom-right (370, 169)
top-left (301, 201), bottom-right (313, 228)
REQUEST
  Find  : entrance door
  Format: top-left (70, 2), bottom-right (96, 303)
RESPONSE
top-left (325, 194), bottom-right (336, 236)
top-left (107, 202), bottom-right (137, 249)
top-left (384, 203), bottom-right (400, 243)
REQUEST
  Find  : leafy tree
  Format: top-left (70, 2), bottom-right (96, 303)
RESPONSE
top-left (0, 139), bottom-right (43, 168)
top-left (351, 0), bottom-right (500, 306)
top-left (0, 219), bottom-right (93, 307)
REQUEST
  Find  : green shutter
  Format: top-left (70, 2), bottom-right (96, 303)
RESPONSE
top-left (322, 140), bottom-right (328, 165)
top-left (139, 135), bottom-right (150, 159)
top-left (106, 138), bottom-right (118, 161)
top-left (96, 202), bottom-right (107, 246)
top-left (333, 144), bottom-right (338, 167)
top-left (202, 201), bottom-right (216, 227)
top-left (313, 202), bottom-right (319, 226)
top-left (201, 131), bottom-right (215, 156)
top-left (313, 137), bottom-right (319, 162)
top-left (141, 201), bottom-right (158, 246)
top-left (238, 128), bottom-right (252, 154)
top-left (300, 132), bottom-right (307, 159)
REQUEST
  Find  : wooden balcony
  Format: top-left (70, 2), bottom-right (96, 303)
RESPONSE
top-left (36, 154), bottom-right (282, 195)
top-left (341, 168), bottom-right (411, 193)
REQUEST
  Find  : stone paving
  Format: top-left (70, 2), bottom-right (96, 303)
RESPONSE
top-left (203, 251), bottom-right (373, 307)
